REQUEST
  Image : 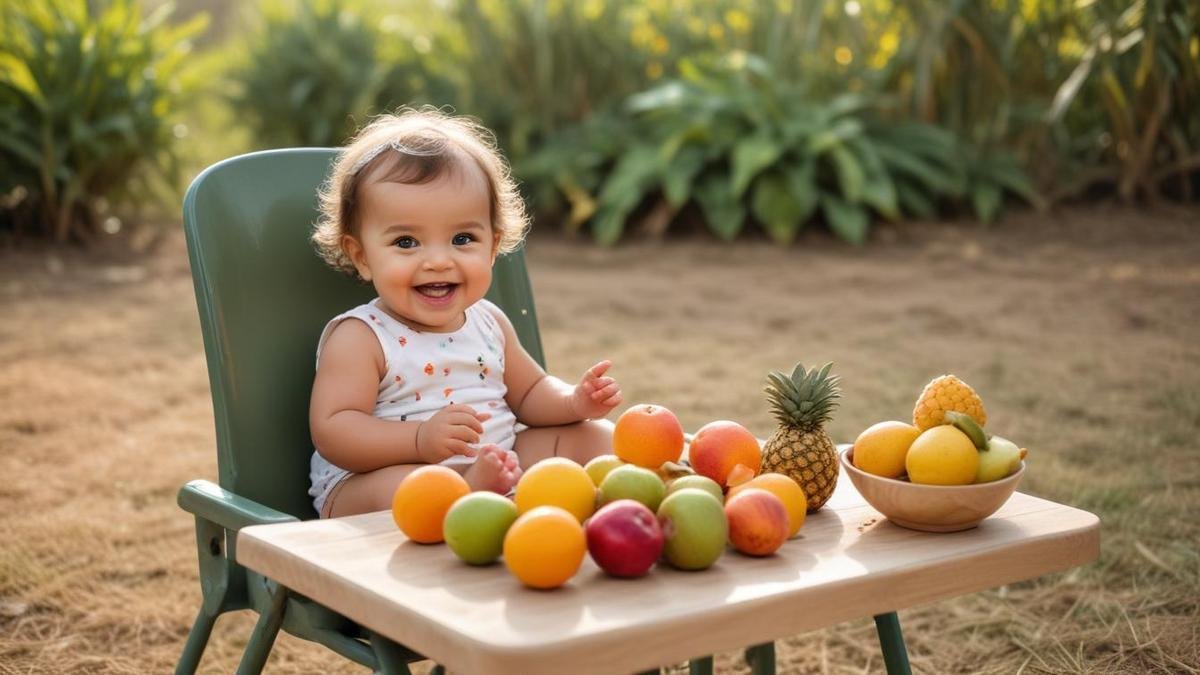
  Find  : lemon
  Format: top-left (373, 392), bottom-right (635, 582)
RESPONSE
top-left (852, 421), bottom-right (921, 478)
top-left (905, 425), bottom-right (979, 485)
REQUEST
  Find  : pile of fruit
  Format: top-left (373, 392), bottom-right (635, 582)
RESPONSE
top-left (390, 396), bottom-right (824, 590)
top-left (390, 365), bottom-right (1032, 589)
top-left (852, 375), bottom-right (1028, 485)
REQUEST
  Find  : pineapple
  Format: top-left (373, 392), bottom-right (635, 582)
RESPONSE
top-left (761, 362), bottom-right (842, 512)
top-left (912, 374), bottom-right (987, 430)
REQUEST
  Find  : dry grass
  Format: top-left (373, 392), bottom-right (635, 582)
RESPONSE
top-left (1, 205), bottom-right (1198, 673)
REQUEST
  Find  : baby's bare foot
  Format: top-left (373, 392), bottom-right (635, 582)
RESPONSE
top-left (463, 445), bottom-right (523, 495)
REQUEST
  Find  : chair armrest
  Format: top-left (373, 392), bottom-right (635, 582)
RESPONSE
top-left (177, 479), bottom-right (299, 531)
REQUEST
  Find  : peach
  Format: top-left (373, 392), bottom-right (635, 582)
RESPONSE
top-left (688, 420), bottom-right (762, 487)
top-left (724, 488), bottom-right (789, 556)
top-left (613, 404), bottom-right (685, 469)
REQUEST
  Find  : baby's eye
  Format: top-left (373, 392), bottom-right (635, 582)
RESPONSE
top-left (392, 236), bottom-right (417, 249)
top-left (452, 233), bottom-right (476, 246)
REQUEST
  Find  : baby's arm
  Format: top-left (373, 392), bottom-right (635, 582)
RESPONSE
top-left (488, 306), bottom-right (622, 427)
top-left (310, 319), bottom-right (486, 472)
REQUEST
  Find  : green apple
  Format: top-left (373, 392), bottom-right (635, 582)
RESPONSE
top-left (975, 436), bottom-right (1023, 483)
top-left (666, 475), bottom-right (724, 503)
top-left (599, 464), bottom-right (666, 511)
top-left (585, 454), bottom-right (625, 487)
top-left (442, 492), bottom-right (518, 565)
top-left (656, 488), bottom-right (728, 571)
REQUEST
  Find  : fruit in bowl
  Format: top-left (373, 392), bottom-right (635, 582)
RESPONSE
top-left (844, 374), bottom-right (1029, 531)
top-left (975, 436), bottom-right (1024, 483)
top-left (841, 446), bottom-right (1024, 532)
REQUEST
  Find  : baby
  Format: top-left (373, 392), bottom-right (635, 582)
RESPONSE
top-left (307, 109), bottom-right (622, 518)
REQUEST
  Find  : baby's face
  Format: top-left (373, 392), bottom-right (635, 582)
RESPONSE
top-left (347, 161), bottom-right (496, 333)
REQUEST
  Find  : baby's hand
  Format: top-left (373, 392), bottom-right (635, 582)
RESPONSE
top-left (570, 360), bottom-right (622, 420)
top-left (416, 404), bottom-right (491, 463)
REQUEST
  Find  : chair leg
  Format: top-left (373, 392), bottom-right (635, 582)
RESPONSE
top-left (236, 580), bottom-right (288, 675)
top-left (178, 517), bottom-right (241, 675)
top-left (873, 612), bottom-right (912, 675)
top-left (688, 656), bottom-right (714, 675)
top-left (745, 642), bottom-right (775, 675)
top-left (369, 632), bottom-right (415, 675)
top-left (175, 606), bottom-right (219, 675)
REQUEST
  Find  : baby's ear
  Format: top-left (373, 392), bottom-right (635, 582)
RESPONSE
top-left (342, 235), bottom-right (372, 281)
top-left (490, 230), bottom-right (502, 262)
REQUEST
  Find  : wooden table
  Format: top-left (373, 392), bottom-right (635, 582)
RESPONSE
top-left (238, 468), bottom-right (1099, 674)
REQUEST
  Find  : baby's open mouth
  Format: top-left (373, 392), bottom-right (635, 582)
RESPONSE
top-left (415, 282), bottom-right (458, 298)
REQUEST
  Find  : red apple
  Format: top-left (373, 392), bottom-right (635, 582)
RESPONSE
top-left (585, 500), bottom-right (664, 578)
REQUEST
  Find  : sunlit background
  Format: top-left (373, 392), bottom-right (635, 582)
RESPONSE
top-left (3, 0), bottom-right (1197, 245)
top-left (1, 2), bottom-right (1197, 674)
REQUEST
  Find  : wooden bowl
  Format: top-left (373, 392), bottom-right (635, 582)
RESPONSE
top-left (840, 446), bottom-right (1024, 532)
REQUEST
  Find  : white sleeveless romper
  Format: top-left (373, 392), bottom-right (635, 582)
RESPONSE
top-left (308, 298), bottom-right (518, 515)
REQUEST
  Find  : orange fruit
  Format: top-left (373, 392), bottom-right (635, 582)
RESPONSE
top-left (853, 421), bottom-right (920, 478)
top-left (391, 465), bottom-right (470, 543)
top-left (513, 457), bottom-right (597, 522)
top-left (688, 420), bottom-right (762, 487)
top-left (503, 506), bottom-right (586, 589)
top-left (612, 404), bottom-right (685, 469)
top-left (727, 472), bottom-right (808, 537)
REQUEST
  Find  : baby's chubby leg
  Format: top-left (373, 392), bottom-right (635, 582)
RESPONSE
top-left (462, 444), bottom-right (523, 494)
top-left (323, 463), bottom-right (424, 518)
top-left (326, 447), bottom-right (522, 518)
top-left (513, 419), bottom-right (615, 470)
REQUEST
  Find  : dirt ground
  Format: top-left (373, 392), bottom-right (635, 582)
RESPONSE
top-left (1, 205), bottom-right (1198, 673)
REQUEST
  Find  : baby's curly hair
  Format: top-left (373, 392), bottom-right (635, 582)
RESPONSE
top-left (313, 107), bottom-right (529, 277)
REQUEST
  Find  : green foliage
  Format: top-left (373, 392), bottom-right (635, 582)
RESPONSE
top-left (438, 1), bottom-right (650, 158)
top-left (228, 0), bottom-right (384, 148)
top-left (7, 0), bottom-right (1193, 245)
top-left (880, 0), bottom-right (1199, 203)
top-left (521, 54), bottom-right (1033, 245)
top-left (227, 0), bottom-right (459, 148)
top-left (0, 0), bottom-right (205, 241)
top-left (1044, 0), bottom-right (1200, 202)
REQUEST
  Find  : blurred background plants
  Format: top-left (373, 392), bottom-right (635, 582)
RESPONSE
top-left (1, 0), bottom-right (1196, 245)
top-left (0, 0), bottom-right (205, 243)
top-left (519, 53), bottom-right (1035, 245)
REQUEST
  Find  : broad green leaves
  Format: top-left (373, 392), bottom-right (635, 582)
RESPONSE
top-left (522, 55), bottom-right (1037, 246)
top-left (0, 0), bottom-right (205, 241)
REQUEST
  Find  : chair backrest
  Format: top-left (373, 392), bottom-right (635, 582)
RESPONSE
top-left (183, 148), bottom-right (545, 519)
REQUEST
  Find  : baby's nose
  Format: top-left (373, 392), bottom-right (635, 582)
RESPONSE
top-left (421, 247), bottom-right (454, 269)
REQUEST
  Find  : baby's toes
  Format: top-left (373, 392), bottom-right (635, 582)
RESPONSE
top-left (479, 450), bottom-right (503, 469)
top-left (502, 467), bottom-right (523, 493)
top-left (476, 443), bottom-right (504, 460)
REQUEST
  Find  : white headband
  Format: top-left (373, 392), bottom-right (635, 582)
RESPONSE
top-left (348, 139), bottom-right (440, 176)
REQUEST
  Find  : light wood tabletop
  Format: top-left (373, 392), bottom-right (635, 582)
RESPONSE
top-left (237, 469), bottom-right (1099, 675)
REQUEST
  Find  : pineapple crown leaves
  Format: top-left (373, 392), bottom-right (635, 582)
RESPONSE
top-left (764, 362), bottom-right (842, 429)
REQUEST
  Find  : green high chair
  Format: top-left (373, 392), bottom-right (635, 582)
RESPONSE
top-left (176, 147), bottom-right (544, 673)
top-left (174, 148), bottom-right (911, 674)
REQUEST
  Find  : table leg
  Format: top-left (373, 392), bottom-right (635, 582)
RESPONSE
top-left (745, 642), bottom-right (775, 675)
top-left (873, 612), bottom-right (912, 675)
top-left (369, 632), bottom-right (414, 675)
